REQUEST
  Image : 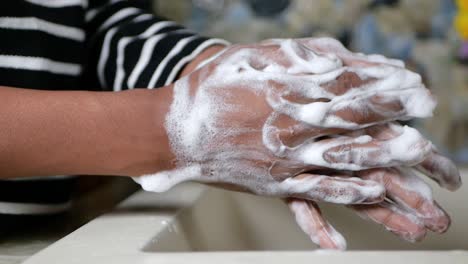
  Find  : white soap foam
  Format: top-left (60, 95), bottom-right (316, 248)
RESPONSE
top-left (391, 167), bottom-right (442, 216)
top-left (296, 125), bottom-right (431, 172)
top-left (280, 175), bottom-right (384, 204)
top-left (134, 38), bottom-right (435, 205)
top-left (380, 202), bottom-right (425, 243)
top-left (135, 165), bottom-right (202, 192)
top-left (281, 39), bottom-right (343, 74)
top-left (289, 199), bottom-right (347, 250)
top-left (385, 126), bottom-right (432, 166)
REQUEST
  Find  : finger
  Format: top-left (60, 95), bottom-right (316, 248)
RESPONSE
top-left (279, 173), bottom-right (385, 204)
top-left (286, 198), bottom-right (346, 250)
top-left (357, 122), bottom-right (462, 191)
top-left (259, 38), bottom-right (344, 75)
top-left (351, 201), bottom-right (427, 242)
top-left (330, 88), bottom-right (423, 125)
top-left (338, 51), bottom-right (405, 68)
top-left (364, 54), bottom-right (405, 67)
top-left (358, 168), bottom-right (451, 233)
top-left (295, 37), bottom-right (351, 56)
top-left (262, 112), bottom-right (349, 155)
top-left (293, 125), bottom-right (432, 170)
top-left (416, 151), bottom-right (462, 191)
top-left (267, 66), bottom-right (436, 129)
top-left (296, 37), bottom-right (405, 67)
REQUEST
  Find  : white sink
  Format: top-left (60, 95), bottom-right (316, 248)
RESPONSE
top-left (24, 170), bottom-right (468, 264)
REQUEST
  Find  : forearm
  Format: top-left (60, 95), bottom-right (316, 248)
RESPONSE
top-left (0, 85), bottom-right (174, 178)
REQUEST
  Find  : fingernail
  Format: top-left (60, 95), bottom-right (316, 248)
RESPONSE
top-left (424, 215), bottom-right (450, 234)
top-left (445, 167), bottom-right (462, 192)
top-left (421, 202), bottom-right (451, 233)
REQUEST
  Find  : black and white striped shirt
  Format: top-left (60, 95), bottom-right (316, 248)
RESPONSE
top-left (0, 0), bottom-right (228, 214)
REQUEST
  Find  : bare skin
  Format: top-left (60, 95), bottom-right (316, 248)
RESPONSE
top-left (152, 38), bottom-right (459, 250)
top-left (0, 84), bottom-right (170, 177)
top-left (288, 123), bottom-right (460, 249)
top-left (0, 45), bottom-right (224, 178)
top-left (0, 39), bottom-right (461, 250)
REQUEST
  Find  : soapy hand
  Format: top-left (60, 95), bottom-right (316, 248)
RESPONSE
top-left (288, 122), bottom-right (461, 250)
top-left (136, 37), bottom-right (437, 203)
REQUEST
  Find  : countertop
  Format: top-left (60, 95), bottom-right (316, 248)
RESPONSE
top-left (0, 177), bottom-right (139, 264)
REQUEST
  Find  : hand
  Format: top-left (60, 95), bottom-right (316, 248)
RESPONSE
top-left (287, 122), bottom-right (461, 250)
top-left (135, 37), bottom-right (437, 205)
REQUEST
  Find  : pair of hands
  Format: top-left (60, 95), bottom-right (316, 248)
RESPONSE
top-left (135, 37), bottom-right (461, 249)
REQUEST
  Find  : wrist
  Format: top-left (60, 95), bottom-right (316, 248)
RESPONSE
top-left (146, 84), bottom-right (177, 174)
top-left (117, 44), bottom-right (228, 176)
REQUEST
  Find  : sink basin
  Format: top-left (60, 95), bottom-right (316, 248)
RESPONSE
top-left (24, 170), bottom-right (468, 264)
top-left (146, 183), bottom-right (468, 252)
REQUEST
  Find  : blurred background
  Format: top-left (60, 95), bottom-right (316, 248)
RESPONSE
top-left (153, 0), bottom-right (468, 165)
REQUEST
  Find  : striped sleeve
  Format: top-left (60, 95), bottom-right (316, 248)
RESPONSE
top-left (0, 0), bottom-right (87, 90)
top-left (84, 0), bottom-right (229, 91)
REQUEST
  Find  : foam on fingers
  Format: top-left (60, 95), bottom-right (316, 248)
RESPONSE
top-left (352, 202), bottom-right (427, 243)
top-left (390, 167), bottom-right (451, 233)
top-left (287, 199), bottom-right (347, 250)
top-left (269, 68), bottom-right (435, 128)
top-left (280, 174), bottom-right (385, 204)
top-left (416, 152), bottom-right (462, 191)
top-left (359, 123), bottom-right (461, 191)
top-left (295, 125), bottom-right (432, 171)
top-left (135, 37), bottom-right (441, 212)
top-left (358, 168), bottom-right (451, 234)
